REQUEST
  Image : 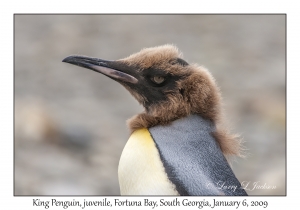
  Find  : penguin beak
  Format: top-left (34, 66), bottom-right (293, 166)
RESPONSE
top-left (62, 55), bottom-right (138, 84)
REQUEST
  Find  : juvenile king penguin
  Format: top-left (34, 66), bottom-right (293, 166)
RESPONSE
top-left (63, 45), bottom-right (247, 196)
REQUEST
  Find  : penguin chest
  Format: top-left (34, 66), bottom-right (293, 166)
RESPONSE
top-left (118, 128), bottom-right (179, 195)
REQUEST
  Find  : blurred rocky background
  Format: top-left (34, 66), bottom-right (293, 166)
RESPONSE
top-left (14, 15), bottom-right (285, 195)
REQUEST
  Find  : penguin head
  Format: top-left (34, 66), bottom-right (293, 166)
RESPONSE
top-left (63, 45), bottom-right (221, 128)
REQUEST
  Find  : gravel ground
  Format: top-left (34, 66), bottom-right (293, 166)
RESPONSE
top-left (14, 14), bottom-right (285, 195)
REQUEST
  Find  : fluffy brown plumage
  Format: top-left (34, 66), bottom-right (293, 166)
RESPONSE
top-left (63, 44), bottom-right (242, 156)
top-left (119, 45), bottom-right (242, 156)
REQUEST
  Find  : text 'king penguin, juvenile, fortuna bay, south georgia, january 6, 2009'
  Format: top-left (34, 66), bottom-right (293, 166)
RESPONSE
top-left (62, 45), bottom-right (247, 196)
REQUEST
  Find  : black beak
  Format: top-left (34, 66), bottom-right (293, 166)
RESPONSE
top-left (62, 55), bottom-right (138, 84)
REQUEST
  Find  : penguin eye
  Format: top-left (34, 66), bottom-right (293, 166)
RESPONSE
top-left (151, 76), bottom-right (165, 84)
top-left (169, 58), bottom-right (189, 66)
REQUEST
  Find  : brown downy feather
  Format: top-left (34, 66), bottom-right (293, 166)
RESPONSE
top-left (120, 45), bottom-right (242, 156)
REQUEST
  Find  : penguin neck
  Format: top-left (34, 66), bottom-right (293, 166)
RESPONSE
top-left (128, 107), bottom-right (216, 133)
top-left (150, 114), bottom-right (217, 143)
top-left (168, 114), bottom-right (215, 129)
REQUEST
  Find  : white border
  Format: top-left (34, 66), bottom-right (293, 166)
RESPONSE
top-left (2, 0), bottom-right (297, 209)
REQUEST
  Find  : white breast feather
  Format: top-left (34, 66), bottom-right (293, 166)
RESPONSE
top-left (118, 128), bottom-right (179, 195)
